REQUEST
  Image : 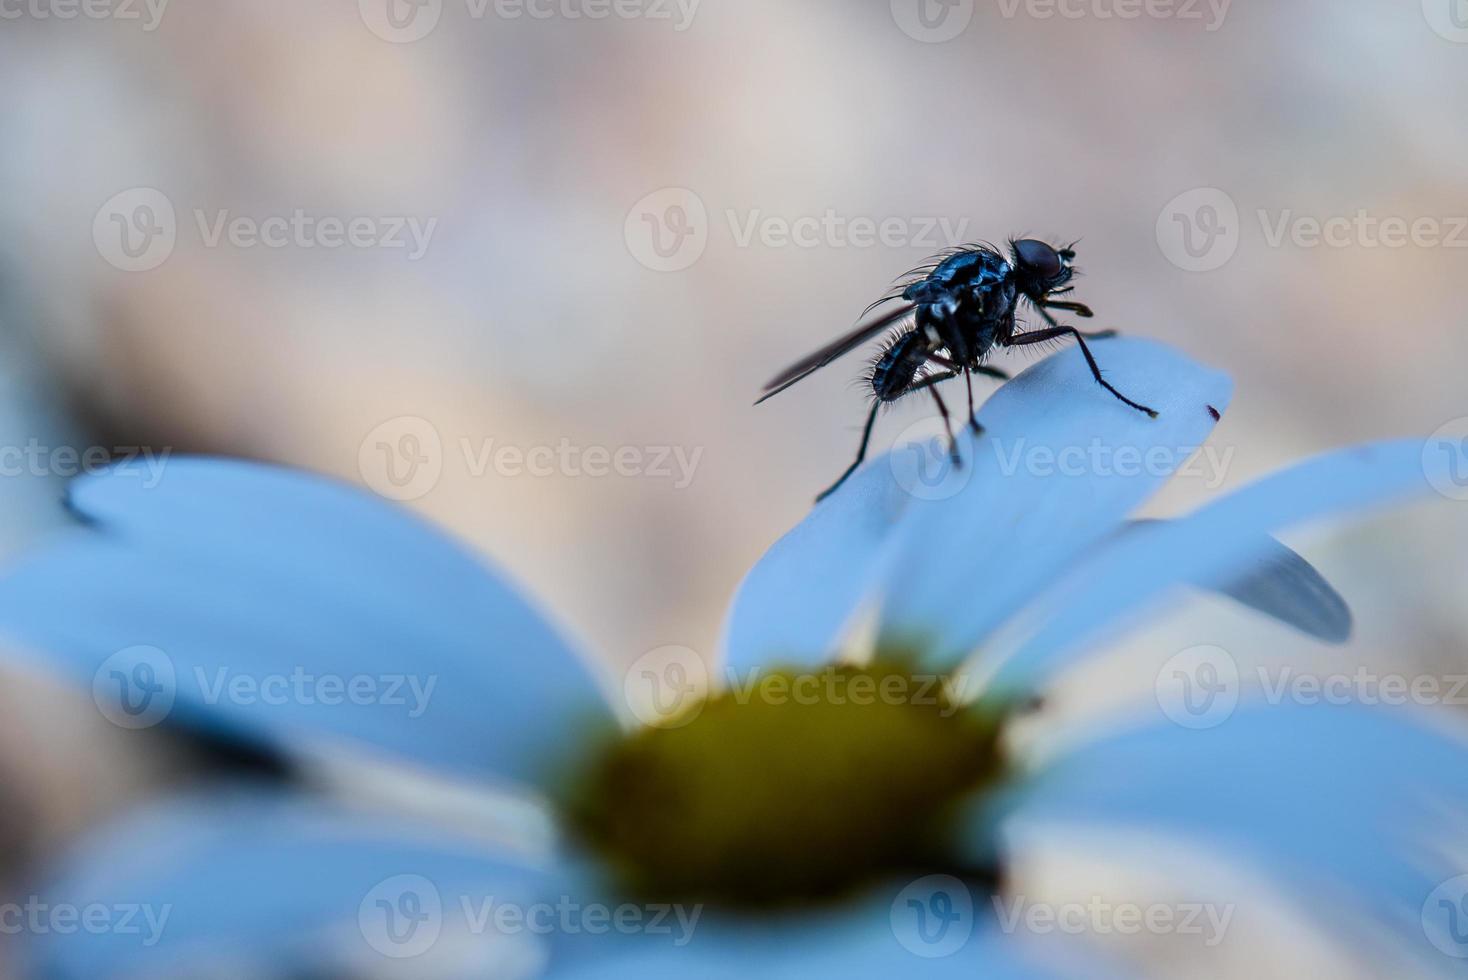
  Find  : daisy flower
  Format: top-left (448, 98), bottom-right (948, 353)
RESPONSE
top-left (0, 339), bottom-right (1462, 979)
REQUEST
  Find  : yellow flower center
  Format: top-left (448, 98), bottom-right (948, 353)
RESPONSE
top-left (564, 662), bottom-right (1009, 908)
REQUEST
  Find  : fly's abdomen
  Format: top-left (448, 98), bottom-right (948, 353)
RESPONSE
top-left (871, 331), bottom-right (931, 401)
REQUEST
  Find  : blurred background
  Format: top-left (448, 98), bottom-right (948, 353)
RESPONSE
top-left (0, 1), bottom-right (1465, 976)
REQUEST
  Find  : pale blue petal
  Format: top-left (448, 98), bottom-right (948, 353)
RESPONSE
top-left (873, 338), bottom-right (1233, 668)
top-left (1203, 535), bottom-right (1354, 642)
top-left (548, 893), bottom-right (1105, 979)
top-left (723, 339), bottom-right (1231, 676)
top-left (720, 450), bottom-right (912, 675)
top-left (981, 441), bottom-right (1432, 694)
top-left (19, 790), bottom-right (556, 980)
top-left (0, 458), bottom-right (613, 786)
top-left (985, 705), bottom-right (1468, 975)
top-left (1127, 520), bottom-right (1352, 643)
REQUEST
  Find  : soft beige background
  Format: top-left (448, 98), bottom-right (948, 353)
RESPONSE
top-left (0, 2), bottom-right (1465, 976)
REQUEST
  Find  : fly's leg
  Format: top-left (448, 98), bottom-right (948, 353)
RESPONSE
top-left (816, 331), bottom-right (936, 503)
top-left (814, 367), bottom-right (961, 503)
top-left (1034, 305), bottom-right (1116, 340)
top-left (1041, 299), bottom-right (1095, 318)
top-left (895, 368), bottom-right (965, 468)
top-left (961, 364), bottom-right (1011, 434)
top-left (925, 380), bottom-right (960, 467)
top-left (927, 357), bottom-right (1007, 434)
top-left (964, 368), bottom-right (981, 435)
top-left (1008, 326), bottom-right (1158, 418)
top-left (814, 401), bottom-right (882, 504)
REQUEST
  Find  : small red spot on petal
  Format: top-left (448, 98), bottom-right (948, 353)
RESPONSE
top-left (1207, 405), bottom-right (1222, 421)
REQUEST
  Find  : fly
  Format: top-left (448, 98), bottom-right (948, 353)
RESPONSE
top-left (756, 239), bottom-right (1158, 501)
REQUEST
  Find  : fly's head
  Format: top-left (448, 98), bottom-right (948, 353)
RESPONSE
top-left (1010, 238), bottom-right (1077, 300)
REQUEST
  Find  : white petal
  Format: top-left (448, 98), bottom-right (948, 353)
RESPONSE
top-left (720, 450), bottom-right (912, 675)
top-left (985, 705), bottom-right (1468, 975)
top-left (1127, 520), bottom-right (1352, 643)
top-left (723, 339), bottom-right (1231, 675)
top-left (20, 790), bottom-right (556, 980)
top-left (977, 440), bottom-right (1432, 695)
top-left (0, 458), bottom-right (613, 787)
top-left (873, 338), bottom-right (1232, 667)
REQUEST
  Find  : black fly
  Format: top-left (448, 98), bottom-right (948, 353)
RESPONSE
top-left (756, 239), bottom-right (1158, 502)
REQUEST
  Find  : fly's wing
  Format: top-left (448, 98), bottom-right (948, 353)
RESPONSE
top-left (755, 302), bottom-right (915, 404)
